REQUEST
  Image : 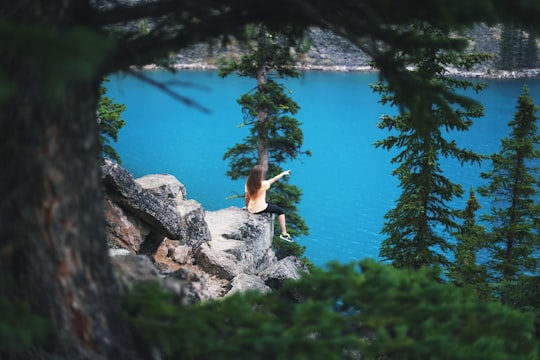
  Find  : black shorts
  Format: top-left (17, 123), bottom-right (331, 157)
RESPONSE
top-left (255, 202), bottom-right (285, 215)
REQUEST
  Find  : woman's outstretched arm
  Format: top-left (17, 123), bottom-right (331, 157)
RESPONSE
top-left (267, 170), bottom-right (291, 185)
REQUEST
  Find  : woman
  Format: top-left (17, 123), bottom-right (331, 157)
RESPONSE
top-left (244, 165), bottom-right (293, 242)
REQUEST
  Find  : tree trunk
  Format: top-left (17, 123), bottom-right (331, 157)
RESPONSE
top-left (0, 74), bottom-right (139, 360)
top-left (256, 23), bottom-right (269, 173)
top-left (0, 11), bottom-right (139, 360)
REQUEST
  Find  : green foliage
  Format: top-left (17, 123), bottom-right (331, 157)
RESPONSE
top-left (343, 261), bottom-right (537, 359)
top-left (0, 295), bottom-right (51, 356)
top-left (221, 85), bottom-right (309, 175)
top-left (123, 281), bottom-right (359, 360)
top-left (0, 20), bottom-right (112, 107)
top-left (448, 189), bottom-right (491, 298)
top-left (505, 274), bottom-right (540, 340)
top-left (302, 260), bottom-right (538, 359)
top-left (219, 24), bottom-right (305, 80)
top-left (473, 86), bottom-right (540, 347)
top-left (123, 261), bottom-right (538, 359)
top-left (477, 85), bottom-right (540, 302)
top-left (372, 25), bottom-right (488, 270)
top-left (98, 79), bottom-right (126, 163)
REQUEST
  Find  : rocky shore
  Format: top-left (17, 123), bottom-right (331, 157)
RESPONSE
top-left (145, 26), bottom-right (540, 79)
top-left (102, 159), bottom-right (308, 303)
top-left (147, 62), bottom-right (540, 79)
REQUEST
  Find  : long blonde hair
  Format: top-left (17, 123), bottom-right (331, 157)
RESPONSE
top-left (246, 165), bottom-right (264, 197)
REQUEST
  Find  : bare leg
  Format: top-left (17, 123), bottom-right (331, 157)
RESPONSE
top-left (277, 214), bottom-right (287, 234)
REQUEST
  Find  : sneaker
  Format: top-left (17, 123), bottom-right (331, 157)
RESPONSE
top-left (279, 233), bottom-right (293, 242)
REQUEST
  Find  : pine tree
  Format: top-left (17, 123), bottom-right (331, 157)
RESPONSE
top-left (524, 30), bottom-right (539, 69)
top-left (498, 24), bottom-right (518, 70)
top-left (219, 24), bottom-right (311, 261)
top-left (498, 24), bottom-right (538, 69)
top-left (98, 79), bottom-right (126, 163)
top-left (448, 188), bottom-right (490, 297)
top-left (477, 85), bottom-right (540, 305)
top-left (373, 25), bottom-right (488, 270)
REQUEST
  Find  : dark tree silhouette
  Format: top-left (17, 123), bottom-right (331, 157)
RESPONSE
top-left (2, 1), bottom-right (540, 358)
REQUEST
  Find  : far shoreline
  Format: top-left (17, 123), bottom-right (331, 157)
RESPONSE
top-left (140, 63), bottom-right (540, 80)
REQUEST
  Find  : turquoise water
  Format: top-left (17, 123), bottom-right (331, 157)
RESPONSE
top-left (106, 71), bottom-right (540, 267)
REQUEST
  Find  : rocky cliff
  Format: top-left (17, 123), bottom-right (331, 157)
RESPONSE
top-left (171, 25), bottom-right (500, 72)
top-left (101, 159), bottom-right (308, 303)
top-left (169, 25), bottom-right (540, 78)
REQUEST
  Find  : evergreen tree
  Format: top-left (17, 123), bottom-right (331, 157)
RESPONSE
top-left (498, 24), bottom-right (519, 70)
top-left (98, 79), bottom-right (126, 163)
top-left (524, 30), bottom-right (539, 69)
top-left (219, 24), bottom-right (311, 261)
top-left (373, 25), bottom-right (488, 270)
top-left (477, 85), bottom-right (540, 305)
top-left (498, 24), bottom-right (538, 69)
top-left (448, 188), bottom-right (490, 298)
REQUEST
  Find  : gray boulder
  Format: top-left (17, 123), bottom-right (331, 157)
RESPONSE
top-left (164, 268), bottom-right (214, 303)
top-left (195, 243), bottom-right (246, 280)
top-left (110, 252), bottom-right (210, 304)
top-left (109, 253), bottom-right (161, 293)
top-left (176, 199), bottom-right (210, 249)
top-left (227, 273), bottom-right (271, 296)
top-left (136, 173), bottom-right (187, 205)
top-left (136, 173), bottom-right (211, 249)
top-left (205, 207), bottom-right (276, 273)
top-left (259, 256), bottom-right (309, 290)
top-left (102, 159), bottom-right (183, 240)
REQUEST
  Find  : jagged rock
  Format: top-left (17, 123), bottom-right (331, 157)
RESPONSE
top-left (163, 268), bottom-right (213, 303)
top-left (136, 173), bottom-right (187, 206)
top-left (136, 174), bottom-right (211, 249)
top-left (110, 253), bottom-right (210, 304)
top-left (138, 232), bottom-right (167, 256)
top-left (101, 159), bottom-right (183, 240)
top-left (195, 243), bottom-right (247, 280)
top-left (205, 207), bottom-right (277, 273)
top-left (259, 256), bottom-right (309, 290)
top-left (104, 195), bottom-right (150, 252)
top-left (109, 253), bottom-right (161, 293)
top-left (174, 27), bottom-right (372, 70)
top-left (176, 199), bottom-right (211, 249)
top-left (226, 273), bottom-right (271, 296)
top-left (172, 25), bottom-right (503, 74)
top-left (303, 27), bottom-right (370, 68)
top-left (170, 245), bottom-right (193, 264)
top-left (104, 163), bottom-right (309, 301)
top-left (153, 239), bottom-right (183, 274)
top-left (167, 267), bottom-right (230, 299)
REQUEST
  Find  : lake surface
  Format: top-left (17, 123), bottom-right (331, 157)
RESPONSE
top-left (105, 70), bottom-right (540, 267)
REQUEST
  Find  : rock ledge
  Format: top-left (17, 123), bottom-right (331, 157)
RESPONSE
top-left (102, 160), bottom-right (308, 303)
